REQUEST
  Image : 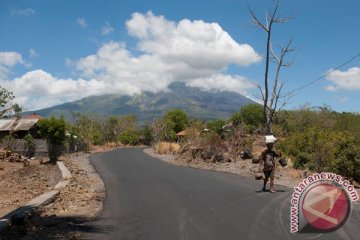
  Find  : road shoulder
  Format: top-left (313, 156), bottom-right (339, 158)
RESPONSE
top-left (0, 152), bottom-right (106, 239)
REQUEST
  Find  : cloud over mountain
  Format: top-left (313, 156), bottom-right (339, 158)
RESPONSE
top-left (3, 70), bottom-right (104, 110)
top-left (75, 12), bottom-right (260, 96)
top-left (126, 12), bottom-right (260, 67)
top-left (2, 12), bottom-right (260, 111)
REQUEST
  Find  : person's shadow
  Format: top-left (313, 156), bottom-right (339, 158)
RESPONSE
top-left (255, 189), bottom-right (286, 193)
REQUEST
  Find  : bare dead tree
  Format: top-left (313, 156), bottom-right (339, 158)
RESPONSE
top-left (149, 118), bottom-right (166, 143)
top-left (248, 0), bottom-right (294, 134)
top-left (267, 40), bottom-right (296, 127)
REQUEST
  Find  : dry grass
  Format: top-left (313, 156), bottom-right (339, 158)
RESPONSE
top-left (154, 142), bottom-right (181, 154)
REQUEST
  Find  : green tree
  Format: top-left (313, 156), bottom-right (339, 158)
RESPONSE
top-left (141, 123), bottom-right (153, 145)
top-left (37, 117), bottom-right (66, 163)
top-left (118, 115), bottom-right (137, 134)
top-left (116, 115), bottom-right (140, 145)
top-left (277, 127), bottom-right (346, 172)
top-left (334, 136), bottom-right (360, 183)
top-left (71, 113), bottom-right (103, 148)
top-left (240, 104), bottom-right (263, 126)
top-left (94, 115), bottom-right (117, 146)
top-left (207, 119), bottom-right (226, 136)
top-left (24, 133), bottom-right (36, 158)
top-left (334, 112), bottom-right (360, 135)
top-left (107, 116), bottom-right (120, 144)
top-left (2, 135), bottom-right (16, 151)
top-left (0, 86), bottom-right (14, 117)
top-left (238, 104), bottom-right (263, 133)
top-left (0, 86), bottom-right (22, 118)
top-left (274, 105), bottom-right (338, 135)
top-left (118, 129), bottom-right (141, 145)
top-left (163, 109), bottom-right (189, 141)
top-left (229, 112), bottom-right (242, 126)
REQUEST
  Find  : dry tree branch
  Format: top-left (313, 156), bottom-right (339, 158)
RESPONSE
top-left (248, 4), bottom-right (269, 32)
top-left (248, 0), bottom-right (294, 134)
top-left (256, 84), bottom-right (265, 102)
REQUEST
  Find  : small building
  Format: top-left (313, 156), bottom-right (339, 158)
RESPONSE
top-left (0, 114), bottom-right (47, 156)
top-left (176, 130), bottom-right (187, 137)
top-left (175, 130), bottom-right (186, 142)
top-left (0, 114), bottom-right (43, 139)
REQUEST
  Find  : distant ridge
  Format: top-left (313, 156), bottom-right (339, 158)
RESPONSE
top-left (29, 82), bottom-right (257, 122)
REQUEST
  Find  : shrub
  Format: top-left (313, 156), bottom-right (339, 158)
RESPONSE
top-left (37, 117), bottom-right (66, 163)
top-left (163, 109), bottom-right (189, 141)
top-left (1, 135), bottom-right (16, 151)
top-left (239, 104), bottom-right (263, 128)
top-left (229, 112), bottom-right (242, 126)
top-left (141, 124), bottom-right (153, 145)
top-left (118, 130), bottom-right (140, 145)
top-left (207, 119), bottom-right (226, 136)
top-left (333, 136), bottom-right (360, 183)
top-left (24, 133), bottom-right (36, 158)
top-left (203, 131), bottom-right (223, 149)
top-left (277, 127), bottom-right (344, 172)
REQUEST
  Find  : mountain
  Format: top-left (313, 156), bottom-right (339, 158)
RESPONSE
top-left (29, 82), bottom-right (257, 122)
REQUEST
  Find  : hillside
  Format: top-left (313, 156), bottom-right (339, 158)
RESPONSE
top-left (30, 82), bottom-right (257, 122)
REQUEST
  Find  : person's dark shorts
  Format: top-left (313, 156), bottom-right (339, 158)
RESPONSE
top-left (264, 170), bottom-right (273, 178)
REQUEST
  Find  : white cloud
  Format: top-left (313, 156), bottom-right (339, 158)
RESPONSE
top-left (4, 12), bottom-right (261, 110)
top-left (29, 49), bottom-right (38, 58)
top-left (2, 70), bottom-right (105, 110)
top-left (126, 12), bottom-right (261, 68)
top-left (11, 8), bottom-right (35, 16)
top-left (324, 85), bottom-right (336, 92)
top-left (75, 12), bottom-right (260, 94)
top-left (0, 51), bottom-right (25, 79)
top-left (75, 41), bottom-right (171, 94)
top-left (101, 22), bottom-right (114, 35)
top-left (336, 96), bottom-right (349, 103)
top-left (77, 18), bottom-right (87, 28)
top-left (325, 67), bottom-right (360, 91)
top-left (186, 74), bottom-right (255, 96)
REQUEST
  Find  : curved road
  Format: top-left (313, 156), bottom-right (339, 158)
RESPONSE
top-left (87, 148), bottom-right (360, 240)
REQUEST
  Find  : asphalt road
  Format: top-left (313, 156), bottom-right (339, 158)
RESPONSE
top-left (87, 148), bottom-right (360, 240)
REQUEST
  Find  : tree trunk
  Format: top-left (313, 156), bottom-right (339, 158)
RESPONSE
top-left (265, 114), bottom-right (273, 135)
top-left (47, 142), bottom-right (63, 164)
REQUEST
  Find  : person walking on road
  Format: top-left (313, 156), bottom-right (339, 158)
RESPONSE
top-left (258, 135), bottom-right (281, 193)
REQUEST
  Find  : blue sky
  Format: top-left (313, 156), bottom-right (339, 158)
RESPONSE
top-left (0, 0), bottom-right (359, 113)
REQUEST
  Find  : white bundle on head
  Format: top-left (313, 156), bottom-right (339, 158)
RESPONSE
top-left (265, 135), bottom-right (277, 144)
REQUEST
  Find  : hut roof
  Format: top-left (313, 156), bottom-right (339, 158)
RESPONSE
top-left (176, 130), bottom-right (187, 136)
top-left (0, 115), bottom-right (42, 131)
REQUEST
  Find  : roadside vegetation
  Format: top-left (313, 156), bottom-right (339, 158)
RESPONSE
top-left (60, 101), bottom-right (360, 185)
top-left (1, 1), bottom-right (358, 195)
top-left (37, 117), bottom-right (67, 164)
top-left (274, 106), bottom-right (360, 183)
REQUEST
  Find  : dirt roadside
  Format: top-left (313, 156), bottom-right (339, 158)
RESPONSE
top-left (0, 158), bottom-right (61, 218)
top-left (41, 153), bottom-right (105, 219)
top-left (0, 152), bottom-right (105, 240)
